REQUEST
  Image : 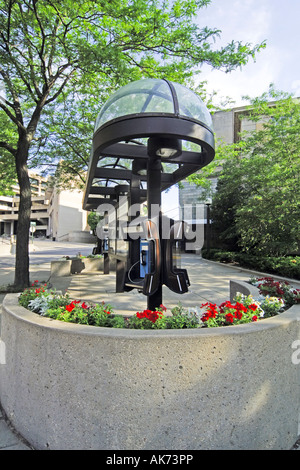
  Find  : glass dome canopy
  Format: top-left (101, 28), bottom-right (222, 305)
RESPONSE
top-left (94, 78), bottom-right (213, 132)
top-left (83, 78), bottom-right (215, 211)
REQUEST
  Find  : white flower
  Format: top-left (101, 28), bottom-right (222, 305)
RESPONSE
top-left (187, 306), bottom-right (205, 326)
top-left (28, 295), bottom-right (53, 315)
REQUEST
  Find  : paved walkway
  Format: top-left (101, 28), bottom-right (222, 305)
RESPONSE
top-left (1, 240), bottom-right (300, 450)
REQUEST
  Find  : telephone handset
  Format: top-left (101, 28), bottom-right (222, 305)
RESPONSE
top-left (140, 249), bottom-right (147, 266)
top-left (142, 219), bottom-right (161, 296)
top-left (164, 220), bottom-right (190, 294)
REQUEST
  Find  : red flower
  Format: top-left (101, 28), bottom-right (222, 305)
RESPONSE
top-left (201, 302), bottom-right (218, 322)
top-left (234, 302), bottom-right (247, 313)
top-left (252, 315), bottom-right (258, 322)
top-left (201, 313), bottom-right (211, 322)
top-left (205, 303), bottom-right (218, 318)
top-left (234, 310), bottom-right (243, 320)
top-left (248, 303), bottom-right (258, 311)
top-left (219, 301), bottom-right (235, 312)
top-left (136, 309), bottom-right (160, 323)
top-left (66, 302), bottom-right (75, 312)
top-left (81, 302), bottom-right (88, 309)
top-left (225, 313), bottom-right (234, 324)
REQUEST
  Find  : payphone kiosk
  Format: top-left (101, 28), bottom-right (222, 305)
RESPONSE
top-left (82, 78), bottom-right (215, 310)
top-left (93, 229), bottom-right (109, 255)
top-left (123, 215), bottom-right (190, 299)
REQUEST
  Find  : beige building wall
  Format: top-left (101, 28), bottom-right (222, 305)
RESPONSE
top-left (212, 106), bottom-right (261, 145)
top-left (0, 172), bottom-right (50, 237)
top-left (212, 109), bottom-right (234, 143)
top-left (0, 171), bottom-right (93, 242)
top-left (48, 188), bottom-right (90, 241)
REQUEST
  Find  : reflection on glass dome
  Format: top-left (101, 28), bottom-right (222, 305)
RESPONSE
top-left (94, 78), bottom-right (213, 132)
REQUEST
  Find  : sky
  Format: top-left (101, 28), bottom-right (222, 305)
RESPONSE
top-left (196, 0), bottom-right (300, 107)
top-left (163, 0), bottom-right (300, 216)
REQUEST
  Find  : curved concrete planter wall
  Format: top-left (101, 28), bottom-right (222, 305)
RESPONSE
top-left (1, 290), bottom-right (300, 450)
top-left (230, 279), bottom-right (261, 302)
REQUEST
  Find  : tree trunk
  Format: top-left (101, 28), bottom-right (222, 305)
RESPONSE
top-left (14, 140), bottom-right (31, 290)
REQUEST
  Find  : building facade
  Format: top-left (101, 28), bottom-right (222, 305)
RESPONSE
top-left (179, 103), bottom-right (265, 212)
top-left (46, 186), bottom-right (92, 242)
top-left (0, 171), bottom-right (50, 238)
top-left (0, 171), bottom-right (93, 242)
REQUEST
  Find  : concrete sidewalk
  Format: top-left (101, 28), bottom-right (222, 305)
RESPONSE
top-left (1, 243), bottom-right (300, 450)
top-left (0, 407), bottom-right (34, 450)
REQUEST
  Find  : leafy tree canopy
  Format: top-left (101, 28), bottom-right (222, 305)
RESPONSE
top-left (0, 0), bottom-right (266, 288)
top-left (196, 86), bottom-right (300, 256)
top-left (0, 0), bottom-right (266, 183)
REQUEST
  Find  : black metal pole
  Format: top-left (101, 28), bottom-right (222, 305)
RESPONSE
top-left (206, 203), bottom-right (211, 257)
top-left (147, 156), bottom-right (162, 310)
top-left (129, 171), bottom-right (141, 280)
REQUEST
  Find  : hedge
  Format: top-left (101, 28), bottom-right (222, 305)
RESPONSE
top-left (201, 249), bottom-right (300, 280)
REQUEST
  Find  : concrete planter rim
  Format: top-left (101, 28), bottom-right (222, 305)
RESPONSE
top-left (3, 293), bottom-right (300, 340)
top-left (2, 287), bottom-right (300, 450)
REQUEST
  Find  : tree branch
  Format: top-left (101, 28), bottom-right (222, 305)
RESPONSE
top-left (44, 68), bottom-right (74, 105)
top-left (0, 101), bottom-right (26, 133)
top-left (0, 65), bottom-right (25, 130)
top-left (0, 140), bottom-right (17, 156)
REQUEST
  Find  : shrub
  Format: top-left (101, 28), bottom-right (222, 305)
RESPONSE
top-left (202, 250), bottom-right (300, 280)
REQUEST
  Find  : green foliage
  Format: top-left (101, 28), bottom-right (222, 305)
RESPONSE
top-left (18, 281), bottom-right (70, 312)
top-left (45, 302), bottom-right (116, 327)
top-left (87, 212), bottom-right (103, 232)
top-left (0, 113), bottom-right (18, 194)
top-left (194, 86), bottom-right (300, 256)
top-left (164, 303), bottom-right (200, 329)
top-left (202, 249), bottom-right (300, 280)
top-left (0, 0), bottom-right (265, 184)
top-left (258, 296), bottom-right (285, 318)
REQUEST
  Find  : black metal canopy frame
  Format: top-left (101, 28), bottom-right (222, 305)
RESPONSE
top-left (82, 78), bottom-right (215, 309)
